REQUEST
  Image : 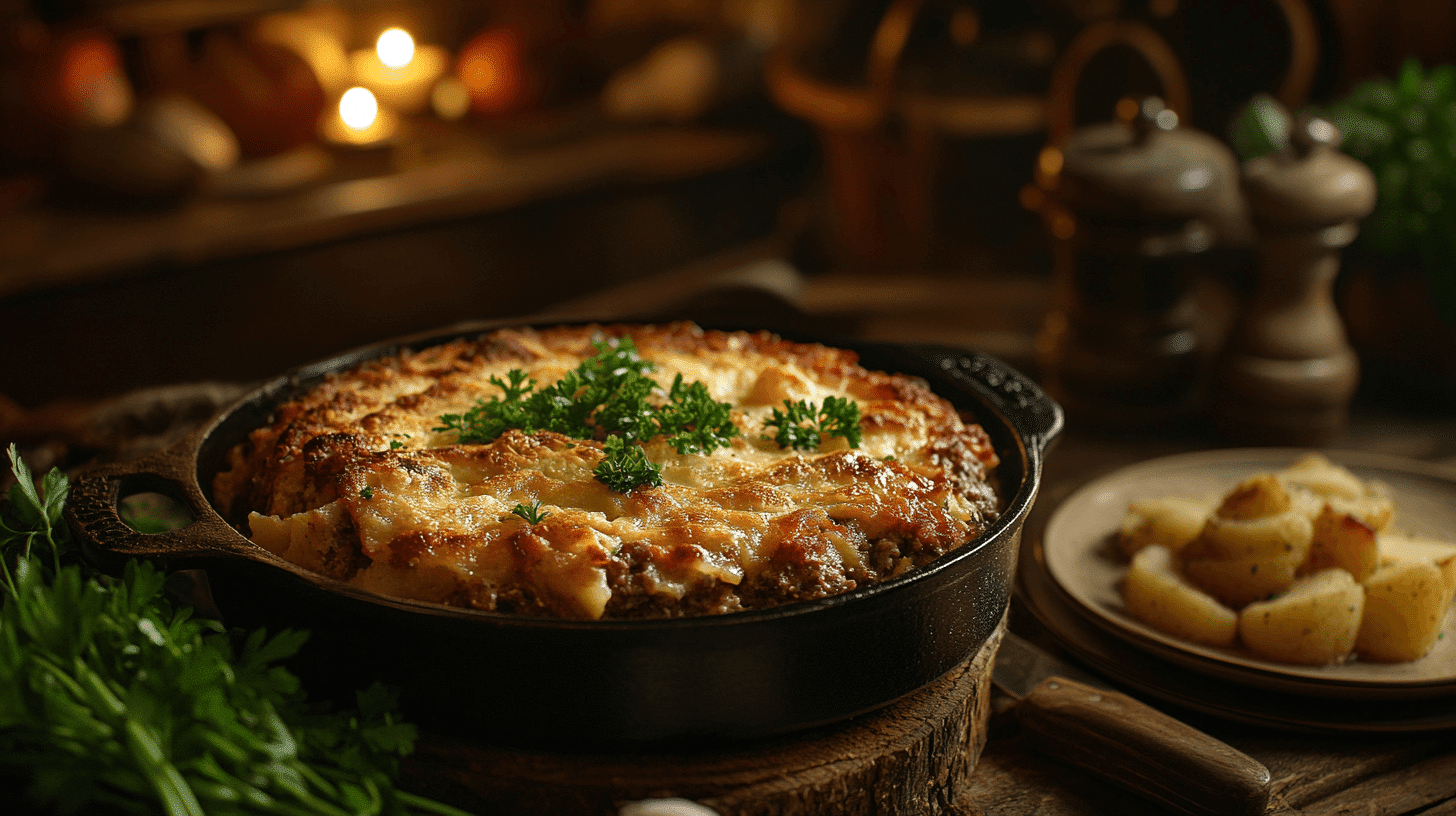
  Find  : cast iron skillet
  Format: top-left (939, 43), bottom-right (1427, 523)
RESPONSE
top-left (65, 322), bottom-right (1062, 749)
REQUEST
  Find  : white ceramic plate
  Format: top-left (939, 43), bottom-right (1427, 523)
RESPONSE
top-left (1042, 448), bottom-right (1456, 699)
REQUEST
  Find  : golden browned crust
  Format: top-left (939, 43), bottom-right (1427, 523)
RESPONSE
top-left (213, 323), bottom-right (1001, 619)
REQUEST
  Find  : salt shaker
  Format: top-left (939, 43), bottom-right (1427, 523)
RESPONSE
top-left (1212, 109), bottom-right (1376, 445)
top-left (1033, 96), bottom-right (1245, 427)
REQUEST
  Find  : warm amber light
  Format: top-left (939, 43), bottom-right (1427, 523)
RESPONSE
top-left (58, 32), bottom-right (133, 126)
top-left (458, 27), bottom-right (526, 115)
top-left (376, 27), bottom-right (415, 68)
top-left (1037, 147), bottom-right (1064, 179)
top-left (339, 86), bottom-right (379, 130)
top-left (430, 76), bottom-right (470, 120)
top-left (1115, 96), bottom-right (1141, 123)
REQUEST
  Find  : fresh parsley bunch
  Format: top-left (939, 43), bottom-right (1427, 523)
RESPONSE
top-left (763, 397), bottom-right (863, 452)
top-left (0, 446), bottom-right (469, 816)
top-left (437, 338), bottom-right (738, 492)
top-left (1320, 60), bottom-right (1456, 319)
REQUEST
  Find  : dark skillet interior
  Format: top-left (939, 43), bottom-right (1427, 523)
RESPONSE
top-left (169, 323), bottom-right (1056, 749)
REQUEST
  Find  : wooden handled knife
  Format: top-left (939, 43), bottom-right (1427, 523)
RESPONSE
top-left (993, 631), bottom-right (1272, 816)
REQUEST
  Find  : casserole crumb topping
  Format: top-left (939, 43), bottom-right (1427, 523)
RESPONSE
top-left (212, 323), bottom-right (1001, 619)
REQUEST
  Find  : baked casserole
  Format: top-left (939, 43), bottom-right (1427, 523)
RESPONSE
top-left (212, 323), bottom-right (1002, 619)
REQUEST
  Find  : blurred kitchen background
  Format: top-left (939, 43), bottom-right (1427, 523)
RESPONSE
top-left (2, 0), bottom-right (1454, 454)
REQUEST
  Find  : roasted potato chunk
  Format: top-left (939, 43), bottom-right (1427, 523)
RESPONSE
top-left (1189, 511), bottom-right (1314, 561)
top-left (1379, 532), bottom-right (1456, 596)
top-left (1355, 561), bottom-right (1454, 662)
top-left (1182, 547), bottom-right (1306, 609)
top-left (1215, 474), bottom-right (1291, 520)
top-left (1279, 453), bottom-right (1394, 530)
top-left (1278, 453), bottom-right (1364, 499)
top-left (1237, 569), bottom-right (1363, 665)
top-left (1303, 505), bottom-right (1379, 583)
top-left (1117, 496), bottom-right (1216, 558)
top-left (1123, 545), bottom-right (1238, 647)
top-left (1181, 474), bottom-right (1313, 608)
top-left (1324, 491), bottom-right (1395, 533)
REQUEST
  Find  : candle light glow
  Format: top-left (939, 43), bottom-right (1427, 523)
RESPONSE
top-left (321, 82), bottom-right (397, 146)
top-left (339, 86), bottom-right (379, 130)
top-left (349, 26), bottom-right (446, 114)
top-left (376, 28), bottom-right (415, 69)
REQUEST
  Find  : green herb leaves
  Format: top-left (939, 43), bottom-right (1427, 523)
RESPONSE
top-left (764, 396), bottom-right (862, 451)
top-left (434, 370), bottom-right (541, 445)
top-left (435, 338), bottom-right (868, 489)
top-left (1315, 59), bottom-right (1456, 319)
top-left (655, 375), bottom-right (738, 456)
top-left (510, 501), bottom-right (550, 525)
top-left (436, 338), bottom-right (739, 493)
top-left (593, 436), bottom-right (666, 493)
top-left (434, 339), bottom-right (656, 444)
top-left (3, 445), bottom-right (68, 570)
top-left (0, 446), bottom-right (469, 816)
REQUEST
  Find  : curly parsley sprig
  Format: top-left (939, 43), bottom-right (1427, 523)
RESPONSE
top-left (436, 338), bottom-right (738, 492)
top-left (0, 445), bottom-right (470, 816)
top-left (764, 396), bottom-right (863, 451)
top-left (593, 437), bottom-right (665, 493)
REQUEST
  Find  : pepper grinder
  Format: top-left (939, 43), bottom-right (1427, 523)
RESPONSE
top-left (1212, 109), bottom-right (1376, 445)
top-left (1032, 96), bottom-right (1246, 427)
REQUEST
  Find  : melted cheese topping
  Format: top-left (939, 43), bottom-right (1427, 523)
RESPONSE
top-left (216, 323), bottom-right (1001, 619)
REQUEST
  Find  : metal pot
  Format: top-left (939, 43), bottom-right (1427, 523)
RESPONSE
top-left (65, 323), bottom-right (1061, 748)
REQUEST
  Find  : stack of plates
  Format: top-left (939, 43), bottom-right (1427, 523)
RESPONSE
top-left (1020, 448), bottom-right (1456, 732)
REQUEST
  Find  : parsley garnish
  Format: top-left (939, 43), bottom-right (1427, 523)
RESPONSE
top-left (434, 369), bottom-right (541, 444)
top-left (434, 339), bottom-right (658, 444)
top-left (435, 337), bottom-right (737, 492)
top-left (764, 396), bottom-right (863, 451)
top-left (0, 445), bottom-right (467, 816)
top-left (510, 500), bottom-right (551, 524)
top-left (360, 485), bottom-right (375, 499)
top-left (389, 439), bottom-right (404, 450)
top-left (654, 374), bottom-right (738, 455)
top-left (593, 436), bottom-right (665, 492)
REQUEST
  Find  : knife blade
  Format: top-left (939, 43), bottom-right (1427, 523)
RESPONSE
top-left (993, 631), bottom-right (1271, 816)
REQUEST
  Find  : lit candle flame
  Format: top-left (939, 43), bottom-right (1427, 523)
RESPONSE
top-left (376, 27), bottom-right (415, 69)
top-left (339, 86), bottom-right (379, 130)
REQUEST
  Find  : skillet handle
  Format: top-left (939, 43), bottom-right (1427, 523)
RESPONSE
top-left (64, 440), bottom-right (255, 573)
top-left (917, 346), bottom-right (1064, 456)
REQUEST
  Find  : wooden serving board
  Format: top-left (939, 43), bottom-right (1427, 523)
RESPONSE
top-left (401, 619), bottom-right (1005, 816)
